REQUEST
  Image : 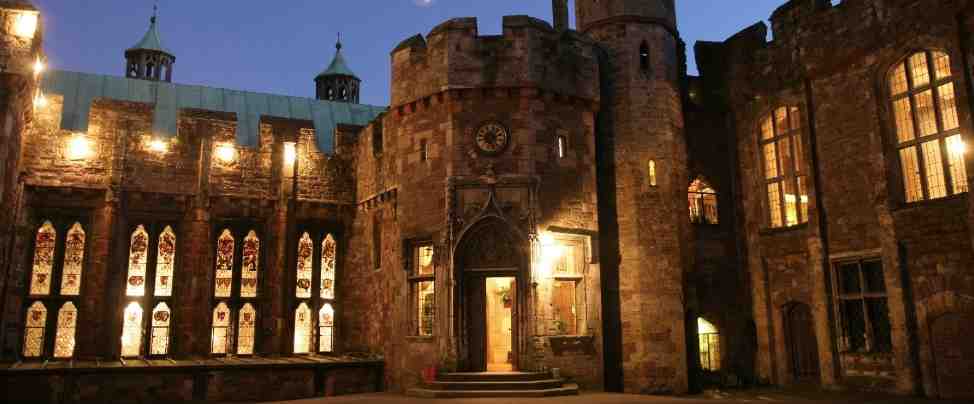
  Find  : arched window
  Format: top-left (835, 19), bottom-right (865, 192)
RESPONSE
top-left (293, 227), bottom-right (341, 354)
top-left (698, 318), bottom-right (721, 371)
top-left (639, 41), bottom-right (650, 72)
top-left (121, 223), bottom-right (177, 357)
top-left (760, 106), bottom-right (809, 228)
top-left (889, 50), bottom-right (967, 202)
top-left (647, 160), bottom-right (657, 187)
top-left (688, 178), bottom-right (718, 224)
top-left (210, 225), bottom-right (262, 355)
top-left (23, 218), bottom-right (87, 359)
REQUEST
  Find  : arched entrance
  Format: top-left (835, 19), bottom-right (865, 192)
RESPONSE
top-left (454, 218), bottom-right (529, 372)
top-left (931, 312), bottom-right (974, 399)
top-left (784, 302), bottom-right (820, 382)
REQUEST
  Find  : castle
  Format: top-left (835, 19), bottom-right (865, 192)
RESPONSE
top-left (0, 0), bottom-right (972, 402)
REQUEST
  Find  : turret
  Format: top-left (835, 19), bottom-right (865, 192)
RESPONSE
top-left (315, 37), bottom-right (361, 103)
top-left (124, 5), bottom-right (175, 82)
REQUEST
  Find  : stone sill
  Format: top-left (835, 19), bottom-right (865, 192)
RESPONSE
top-left (406, 336), bottom-right (437, 343)
top-left (758, 222), bottom-right (809, 236)
top-left (0, 354), bottom-right (383, 374)
top-left (892, 192), bottom-right (967, 212)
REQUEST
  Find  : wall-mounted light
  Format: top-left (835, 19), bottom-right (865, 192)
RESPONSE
top-left (148, 137), bottom-right (169, 154)
top-left (215, 142), bottom-right (236, 163)
top-left (284, 142), bottom-right (297, 167)
top-left (33, 91), bottom-right (46, 108)
top-left (535, 231), bottom-right (565, 280)
top-left (66, 134), bottom-right (92, 160)
top-left (13, 11), bottom-right (39, 39)
top-left (32, 57), bottom-right (44, 77)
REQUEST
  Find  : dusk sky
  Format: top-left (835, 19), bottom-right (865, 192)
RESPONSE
top-left (32, 1), bottom-right (783, 106)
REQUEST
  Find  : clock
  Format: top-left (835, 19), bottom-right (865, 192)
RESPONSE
top-left (474, 122), bottom-right (511, 156)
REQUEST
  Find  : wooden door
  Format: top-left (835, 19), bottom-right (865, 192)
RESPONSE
top-left (785, 303), bottom-right (820, 382)
top-left (931, 312), bottom-right (974, 400)
top-left (464, 274), bottom-right (487, 372)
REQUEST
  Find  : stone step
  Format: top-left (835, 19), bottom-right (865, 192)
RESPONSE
top-left (407, 383), bottom-right (579, 398)
top-left (425, 378), bottom-right (565, 391)
top-left (435, 371), bottom-right (550, 382)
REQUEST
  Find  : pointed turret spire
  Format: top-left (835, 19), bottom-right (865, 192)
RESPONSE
top-left (125, 1), bottom-right (175, 82)
top-left (315, 34), bottom-right (361, 103)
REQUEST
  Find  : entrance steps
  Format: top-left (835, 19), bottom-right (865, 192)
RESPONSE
top-left (407, 371), bottom-right (580, 398)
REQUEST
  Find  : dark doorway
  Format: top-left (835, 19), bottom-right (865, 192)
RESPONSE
top-left (784, 302), bottom-right (820, 382)
top-left (931, 312), bottom-right (974, 400)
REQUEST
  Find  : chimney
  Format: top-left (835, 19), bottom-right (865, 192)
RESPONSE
top-left (552, 0), bottom-right (568, 31)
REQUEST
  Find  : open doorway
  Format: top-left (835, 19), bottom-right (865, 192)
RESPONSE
top-left (485, 277), bottom-right (516, 372)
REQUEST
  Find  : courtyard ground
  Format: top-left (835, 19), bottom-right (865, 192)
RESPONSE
top-left (253, 388), bottom-right (973, 404)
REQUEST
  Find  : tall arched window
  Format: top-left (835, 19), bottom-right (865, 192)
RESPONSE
top-left (23, 218), bottom-right (87, 360)
top-left (121, 223), bottom-right (177, 358)
top-left (293, 227), bottom-right (340, 354)
top-left (889, 50), bottom-right (967, 202)
top-left (760, 106), bottom-right (809, 228)
top-left (210, 224), bottom-right (262, 355)
top-left (698, 317), bottom-right (721, 371)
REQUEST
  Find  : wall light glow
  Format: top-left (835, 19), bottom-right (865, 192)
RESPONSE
top-left (13, 12), bottom-right (38, 39)
top-left (949, 138), bottom-right (967, 156)
top-left (284, 142), bottom-right (297, 167)
top-left (148, 138), bottom-right (169, 153)
top-left (66, 134), bottom-right (92, 160)
top-left (215, 142), bottom-right (236, 163)
top-left (535, 232), bottom-right (566, 279)
top-left (32, 57), bottom-right (44, 76)
top-left (33, 91), bottom-right (46, 108)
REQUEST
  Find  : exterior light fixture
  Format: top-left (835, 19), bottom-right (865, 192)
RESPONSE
top-left (215, 142), bottom-right (236, 163)
top-left (66, 134), bottom-right (92, 160)
top-left (13, 11), bottom-right (39, 39)
top-left (33, 91), bottom-right (46, 108)
top-left (284, 142), bottom-right (297, 167)
top-left (148, 137), bottom-right (169, 153)
top-left (32, 57), bottom-right (44, 76)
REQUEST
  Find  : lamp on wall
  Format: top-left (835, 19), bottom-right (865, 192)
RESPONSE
top-left (148, 137), bottom-right (169, 154)
top-left (32, 57), bottom-right (44, 76)
top-left (215, 142), bottom-right (236, 163)
top-left (284, 142), bottom-right (297, 167)
top-left (66, 133), bottom-right (92, 160)
top-left (13, 11), bottom-right (39, 39)
top-left (32, 91), bottom-right (46, 108)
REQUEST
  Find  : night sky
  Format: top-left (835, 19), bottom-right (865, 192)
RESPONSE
top-left (32, 0), bottom-right (784, 106)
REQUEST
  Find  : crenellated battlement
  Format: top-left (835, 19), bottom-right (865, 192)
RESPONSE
top-left (389, 15), bottom-right (599, 107)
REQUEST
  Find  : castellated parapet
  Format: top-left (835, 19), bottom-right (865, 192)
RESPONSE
top-left (390, 15), bottom-right (599, 107)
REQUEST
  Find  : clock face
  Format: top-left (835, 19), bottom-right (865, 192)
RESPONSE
top-left (474, 122), bottom-right (510, 156)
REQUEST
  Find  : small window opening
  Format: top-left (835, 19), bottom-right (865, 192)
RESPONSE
top-left (648, 160), bottom-right (657, 187)
top-left (556, 136), bottom-right (567, 159)
top-left (688, 178), bottom-right (718, 224)
top-left (420, 139), bottom-right (429, 161)
top-left (639, 42), bottom-right (650, 72)
top-left (698, 318), bottom-right (721, 371)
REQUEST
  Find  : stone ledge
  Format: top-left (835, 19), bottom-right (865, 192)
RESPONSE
top-left (0, 354), bottom-right (383, 374)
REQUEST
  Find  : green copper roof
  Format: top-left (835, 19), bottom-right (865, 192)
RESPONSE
top-left (127, 16), bottom-right (172, 55)
top-left (317, 42), bottom-right (358, 79)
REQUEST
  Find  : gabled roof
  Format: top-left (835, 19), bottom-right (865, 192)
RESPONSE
top-left (317, 42), bottom-right (358, 79)
top-left (127, 16), bottom-right (172, 56)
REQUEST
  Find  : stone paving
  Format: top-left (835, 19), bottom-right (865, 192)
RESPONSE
top-left (254, 389), bottom-right (974, 404)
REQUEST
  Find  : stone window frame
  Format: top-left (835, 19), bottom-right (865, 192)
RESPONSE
top-left (290, 222), bottom-right (342, 355)
top-left (118, 219), bottom-right (180, 359)
top-left (547, 233), bottom-right (590, 337)
top-left (757, 105), bottom-right (810, 229)
top-left (829, 257), bottom-right (893, 354)
top-left (405, 238), bottom-right (436, 337)
top-left (208, 220), bottom-right (264, 357)
top-left (639, 40), bottom-right (650, 73)
top-left (20, 213), bottom-right (90, 361)
top-left (885, 49), bottom-right (968, 204)
top-left (688, 177), bottom-right (718, 225)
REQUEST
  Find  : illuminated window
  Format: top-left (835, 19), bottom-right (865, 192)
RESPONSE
top-left (122, 223), bottom-right (177, 357)
top-left (409, 242), bottom-right (435, 336)
top-left (688, 178), bottom-right (718, 224)
top-left (548, 236), bottom-right (587, 336)
top-left (760, 106), bottom-right (809, 228)
top-left (648, 160), bottom-right (657, 187)
top-left (293, 227), bottom-right (341, 354)
top-left (698, 318), bottom-right (721, 371)
top-left (420, 139), bottom-right (429, 161)
top-left (889, 51), bottom-right (967, 202)
top-left (556, 136), bottom-right (568, 159)
top-left (833, 259), bottom-right (892, 353)
top-left (211, 225), bottom-right (262, 355)
top-left (23, 218), bottom-right (88, 359)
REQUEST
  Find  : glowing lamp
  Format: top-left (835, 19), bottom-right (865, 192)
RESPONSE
top-left (32, 57), bottom-right (44, 76)
top-left (33, 91), bottom-right (46, 108)
top-left (949, 138), bottom-right (967, 156)
top-left (215, 143), bottom-right (236, 163)
top-left (13, 12), bottom-right (38, 39)
top-left (66, 134), bottom-right (92, 160)
top-left (148, 138), bottom-right (169, 153)
top-left (284, 142), bottom-right (297, 166)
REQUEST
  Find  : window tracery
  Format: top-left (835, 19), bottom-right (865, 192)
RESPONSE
top-left (121, 222), bottom-right (177, 357)
top-left (210, 225), bottom-right (262, 355)
top-left (293, 227), bottom-right (340, 354)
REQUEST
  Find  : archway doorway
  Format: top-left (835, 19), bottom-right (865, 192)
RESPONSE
top-left (454, 218), bottom-right (527, 372)
top-left (931, 312), bottom-right (974, 399)
top-left (784, 302), bottom-right (820, 382)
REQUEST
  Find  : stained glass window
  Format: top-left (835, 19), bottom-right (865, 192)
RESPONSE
top-left (23, 301), bottom-right (46, 357)
top-left (296, 233), bottom-right (313, 298)
top-left (154, 226), bottom-right (176, 297)
top-left (321, 234), bottom-right (336, 300)
top-left (126, 226), bottom-right (149, 297)
top-left (215, 229), bottom-right (234, 298)
top-left (121, 302), bottom-right (143, 357)
top-left (211, 302), bottom-right (231, 354)
top-left (890, 51), bottom-right (968, 202)
top-left (29, 221), bottom-right (56, 296)
top-left (60, 223), bottom-right (85, 296)
top-left (237, 303), bottom-right (256, 355)
top-left (241, 231), bottom-right (259, 298)
top-left (53, 302), bottom-right (77, 358)
top-left (319, 304), bottom-right (334, 353)
top-left (294, 302), bottom-right (312, 354)
top-left (150, 302), bottom-right (171, 356)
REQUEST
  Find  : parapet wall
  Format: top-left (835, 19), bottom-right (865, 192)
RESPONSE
top-left (390, 15), bottom-right (599, 107)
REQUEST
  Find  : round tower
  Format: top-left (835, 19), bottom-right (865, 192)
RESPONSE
top-left (576, 0), bottom-right (689, 394)
top-left (315, 38), bottom-right (361, 103)
top-left (124, 5), bottom-right (175, 82)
